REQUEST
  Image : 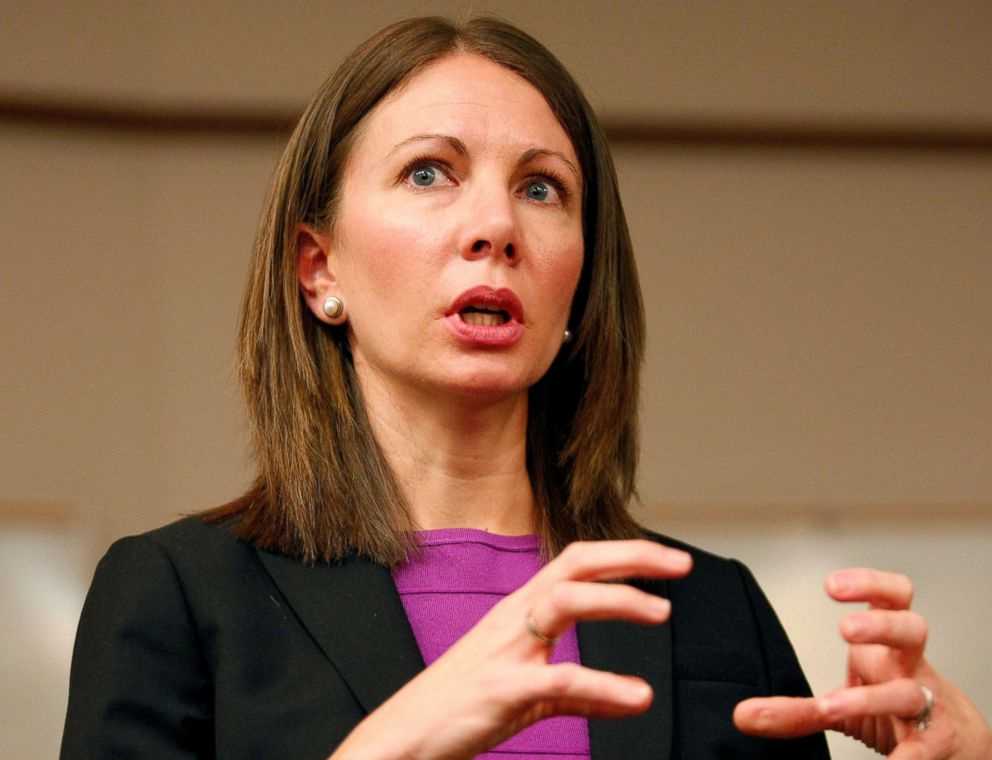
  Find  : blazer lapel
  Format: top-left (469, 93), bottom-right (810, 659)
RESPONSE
top-left (257, 549), bottom-right (674, 756)
top-left (257, 549), bottom-right (425, 714)
top-left (578, 579), bottom-right (674, 760)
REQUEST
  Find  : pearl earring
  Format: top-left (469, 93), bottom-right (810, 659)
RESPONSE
top-left (322, 295), bottom-right (345, 321)
top-left (562, 328), bottom-right (573, 344)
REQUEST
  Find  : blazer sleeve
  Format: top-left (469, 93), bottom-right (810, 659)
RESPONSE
top-left (60, 536), bottom-right (214, 760)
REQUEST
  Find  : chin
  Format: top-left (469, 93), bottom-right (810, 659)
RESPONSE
top-left (429, 362), bottom-right (540, 401)
top-left (439, 374), bottom-right (528, 400)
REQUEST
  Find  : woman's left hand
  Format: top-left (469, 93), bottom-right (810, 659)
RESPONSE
top-left (733, 568), bottom-right (992, 759)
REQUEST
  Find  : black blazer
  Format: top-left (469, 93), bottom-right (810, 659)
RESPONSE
top-left (61, 517), bottom-right (829, 759)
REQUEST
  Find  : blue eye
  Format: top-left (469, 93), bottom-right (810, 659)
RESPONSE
top-left (411, 166), bottom-right (437, 187)
top-left (524, 181), bottom-right (550, 202)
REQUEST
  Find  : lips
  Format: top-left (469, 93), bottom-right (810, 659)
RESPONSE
top-left (445, 286), bottom-right (524, 322)
top-left (444, 286), bottom-right (525, 346)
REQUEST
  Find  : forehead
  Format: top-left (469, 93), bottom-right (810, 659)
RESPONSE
top-left (351, 52), bottom-right (578, 165)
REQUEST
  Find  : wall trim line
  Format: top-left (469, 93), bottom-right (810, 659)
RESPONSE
top-left (3, 93), bottom-right (992, 152)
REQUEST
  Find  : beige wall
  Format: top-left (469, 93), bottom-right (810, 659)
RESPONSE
top-left (2, 3), bottom-right (990, 758)
top-left (627, 144), bottom-right (992, 510)
top-left (4, 1), bottom-right (991, 121)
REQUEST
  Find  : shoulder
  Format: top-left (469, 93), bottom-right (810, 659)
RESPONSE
top-left (638, 526), bottom-right (777, 628)
top-left (72, 515), bottom-right (293, 700)
top-left (638, 526), bottom-right (754, 593)
top-left (63, 517), bottom-right (239, 756)
top-left (83, 516), bottom-right (245, 618)
top-left (141, 512), bottom-right (246, 556)
top-left (85, 515), bottom-right (275, 641)
top-left (633, 529), bottom-right (827, 755)
top-left (639, 526), bottom-right (819, 698)
top-left (638, 527), bottom-right (784, 663)
top-left (98, 514), bottom-right (252, 578)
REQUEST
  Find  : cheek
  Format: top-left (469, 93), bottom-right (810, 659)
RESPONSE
top-left (548, 239), bottom-right (584, 318)
top-left (527, 207), bottom-right (584, 306)
top-left (338, 207), bottom-right (448, 306)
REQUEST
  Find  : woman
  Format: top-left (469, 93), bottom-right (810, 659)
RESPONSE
top-left (61, 16), bottom-right (990, 760)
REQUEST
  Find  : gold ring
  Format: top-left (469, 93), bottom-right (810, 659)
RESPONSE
top-left (525, 612), bottom-right (559, 646)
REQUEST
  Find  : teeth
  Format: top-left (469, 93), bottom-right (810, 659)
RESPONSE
top-left (462, 312), bottom-right (504, 326)
top-left (470, 303), bottom-right (501, 313)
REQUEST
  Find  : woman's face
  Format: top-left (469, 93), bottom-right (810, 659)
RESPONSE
top-left (306, 53), bottom-right (583, 402)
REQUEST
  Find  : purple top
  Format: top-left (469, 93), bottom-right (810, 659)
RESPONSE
top-left (392, 528), bottom-right (590, 759)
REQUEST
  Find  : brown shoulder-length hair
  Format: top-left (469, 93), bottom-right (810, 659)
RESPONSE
top-left (206, 16), bottom-right (645, 565)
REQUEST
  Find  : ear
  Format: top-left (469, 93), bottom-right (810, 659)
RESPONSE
top-left (296, 225), bottom-right (347, 325)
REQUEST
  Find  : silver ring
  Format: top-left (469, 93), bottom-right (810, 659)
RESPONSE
top-left (525, 612), bottom-right (559, 646)
top-left (914, 684), bottom-right (934, 732)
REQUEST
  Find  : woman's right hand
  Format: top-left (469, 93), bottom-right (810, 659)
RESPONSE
top-left (329, 539), bottom-right (692, 760)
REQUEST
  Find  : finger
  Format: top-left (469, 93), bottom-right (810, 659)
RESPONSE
top-left (528, 663), bottom-right (653, 718)
top-left (817, 679), bottom-right (928, 724)
top-left (540, 540), bottom-right (692, 585)
top-left (826, 568), bottom-right (914, 610)
top-left (736, 682), bottom-right (929, 739)
top-left (840, 609), bottom-right (927, 654)
top-left (888, 739), bottom-right (928, 760)
top-left (531, 581), bottom-right (670, 641)
top-left (734, 696), bottom-right (828, 738)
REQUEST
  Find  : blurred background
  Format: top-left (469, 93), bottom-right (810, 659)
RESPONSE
top-left (1, 1), bottom-right (989, 758)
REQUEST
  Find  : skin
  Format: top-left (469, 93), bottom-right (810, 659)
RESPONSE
top-left (295, 53), bottom-right (991, 760)
top-left (333, 540), bottom-right (692, 760)
top-left (299, 52), bottom-right (584, 534)
top-left (735, 568), bottom-right (992, 759)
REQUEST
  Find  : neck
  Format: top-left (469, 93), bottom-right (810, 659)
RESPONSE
top-left (357, 372), bottom-right (536, 536)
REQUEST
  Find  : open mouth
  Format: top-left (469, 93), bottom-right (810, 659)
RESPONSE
top-left (444, 286), bottom-right (524, 346)
top-left (459, 304), bottom-right (511, 326)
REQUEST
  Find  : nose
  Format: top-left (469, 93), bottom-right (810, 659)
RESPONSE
top-left (458, 181), bottom-right (519, 264)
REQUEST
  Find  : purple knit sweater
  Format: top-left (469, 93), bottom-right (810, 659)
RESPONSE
top-left (392, 529), bottom-right (590, 759)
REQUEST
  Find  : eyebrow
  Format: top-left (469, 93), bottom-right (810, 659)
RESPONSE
top-left (519, 148), bottom-right (581, 185)
top-left (387, 134), bottom-right (467, 157)
top-left (386, 135), bottom-right (581, 185)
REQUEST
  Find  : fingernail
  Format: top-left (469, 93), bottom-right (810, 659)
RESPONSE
top-left (841, 614), bottom-right (868, 639)
top-left (827, 573), bottom-right (849, 595)
top-left (665, 548), bottom-right (691, 566)
top-left (627, 682), bottom-right (652, 703)
top-left (648, 597), bottom-right (670, 617)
